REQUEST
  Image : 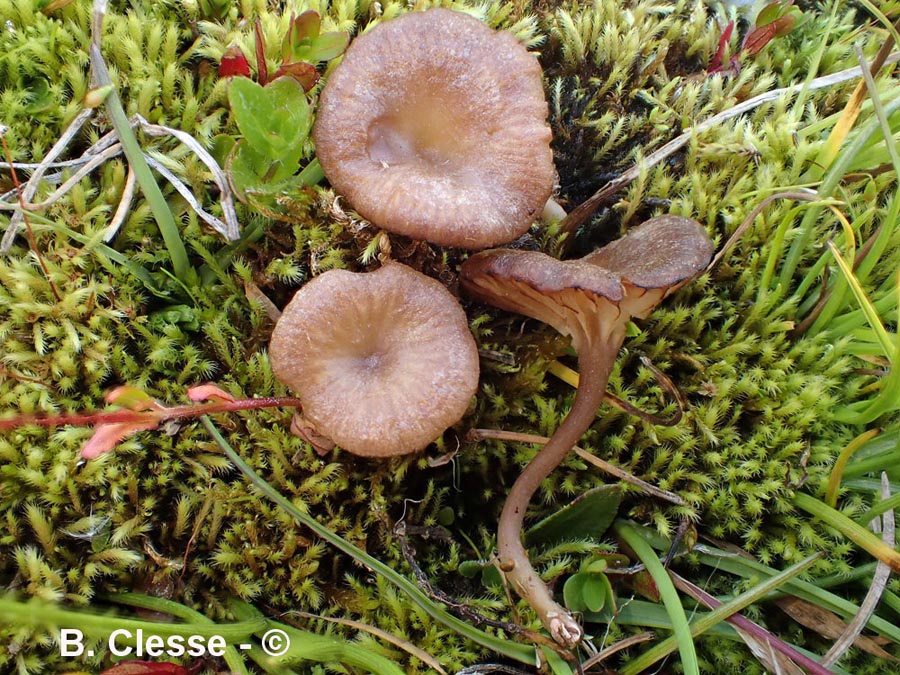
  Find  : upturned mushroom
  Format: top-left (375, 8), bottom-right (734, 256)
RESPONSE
top-left (313, 8), bottom-right (555, 249)
top-left (269, 263), bottom-right (479, 457)
top-left (461, 215), bottom-right (714, 647)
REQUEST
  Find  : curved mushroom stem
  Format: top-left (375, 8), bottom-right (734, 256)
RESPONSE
top-left (497, 330), bottom-right (624, 648)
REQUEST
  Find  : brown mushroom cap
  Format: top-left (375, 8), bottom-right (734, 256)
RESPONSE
top-left (582, 215), bottom-right (715, 319)
top-left (461, 216), bottom-right (714, 344)
top-left (313, 8), bottom-right (554, 249)
top-left (461, 249), bottom-right (625, 349)
top-left (583, 215), bottom-right (714, 291)
top-left (269, 264), bottom-right (479, 457)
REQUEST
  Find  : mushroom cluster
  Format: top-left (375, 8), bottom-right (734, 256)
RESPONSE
top-left (271, 5), bottom-right (714, 652)
top-left (461, 216), bottom-right (714, 646)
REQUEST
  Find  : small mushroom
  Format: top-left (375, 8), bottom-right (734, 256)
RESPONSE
top-left (269, 263), bottom-right (479, 457)
top-left (313, 8), bottom-right (554, 249)
top-left (461, 215), bottom-right (713, 647)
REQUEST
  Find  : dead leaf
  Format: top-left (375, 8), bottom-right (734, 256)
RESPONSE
top-left (243, 280), bottom-right (282, 322)
top-left (777, 596), bottom-right (898, 661)
top-left (81, 420), bottom-right (159, 459)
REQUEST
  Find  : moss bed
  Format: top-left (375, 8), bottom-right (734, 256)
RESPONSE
top-left (2, 0), bottom-right (900, 673)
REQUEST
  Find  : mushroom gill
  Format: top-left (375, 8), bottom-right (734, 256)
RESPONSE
top-left (313, 8), bottom-right (555, 249)
top-left (269, 263), bottom-right (480, 457)
top-left (461, 216), bottom-right (714, 647)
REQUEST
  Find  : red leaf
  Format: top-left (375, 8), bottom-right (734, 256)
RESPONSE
top-left (293, 10), bottom-right (321, 40)
top-left (254, 19), bottom-right (268, 86)
top-left (771, 13), bottom-right (797, 38)
top-left (707, 20), bottom-right (734, 73)
top-left (100, 660), bottom-right (193, 675)
top-left (282, 10), bottom-right (321, 63)
top-left (81, 419), bottom-right (159, 459)
top-left (272, 62), bottom-right (320, 92)
top-left (218, 45), bottom-right (251, 79)
top-left (186, 384), bottom-right (236, 403)
top-left (741, 23), bottom-right (777, 56)
top-left (630, 568), bottom-right (661, 602)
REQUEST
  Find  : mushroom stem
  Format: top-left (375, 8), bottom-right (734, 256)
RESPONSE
top-left (497, 329), bottom-right (624, 648)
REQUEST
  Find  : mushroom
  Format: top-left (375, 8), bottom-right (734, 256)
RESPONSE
top-left (269, 263), bottom-right (479, 457)
top-left (312, 8), bottom-right (555, 249)
top-left (460, 215), bottom-right (714, 647)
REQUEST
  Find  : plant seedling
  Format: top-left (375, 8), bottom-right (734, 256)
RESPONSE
top-left (708, 1), bottom-right (804, 73)
top-left (217, 11), bottom-right (348, 217)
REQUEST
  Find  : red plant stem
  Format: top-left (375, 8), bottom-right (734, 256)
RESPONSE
top-left (254, 19), bottom-right (268, 86)
top-left (670, 572), bottom-right (836, 675)
top-left (0, 396), bottom-right (303, 430)
top-left (496, 330), bottom-right (623, 648)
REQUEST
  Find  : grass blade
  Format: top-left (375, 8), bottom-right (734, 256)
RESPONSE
top-left (794, 492), bottom-right (900, 574)
top-left (90, 2), bottom-right (192, 284)
top-left (614, 520), bottom-right (699, 675)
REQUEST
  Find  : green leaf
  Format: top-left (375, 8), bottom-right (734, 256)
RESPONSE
top-left (105, 386), bottom-right (157, 410)
top-left (457, 560), bottom-right (482, 579)
top-left (227, 140), bottom-right (298, 200)
top-left (525, 485), bottom-right (622, 548)
top-left (755, 1), bottom-right (784, 27)
top-left (310, 32), bottom-right (351, 62)
top-left (282, 11), bottom-right (321, 62)
top-left (563, 573), bottom-right (588, 612)
top-left (582, 574), bottom-right (608, 613)
top-left (481, 564), bottom-right (503, 589)
top-left (585, 558), bottom-right (608, 574)
top-left (209, 134), bottom-right (237, 167)
top-left (458, 560), bottom-right (503, 589)
top-left (228, 77), bottom-right (310, 161)
top-left (542, 646), bottom-right (574, 675)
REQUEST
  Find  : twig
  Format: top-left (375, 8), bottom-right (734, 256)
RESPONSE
top-left (0, 396), bottom-right (302, 431)
top-left (821, 472), bottom-right (894, 667)
top-left (0, 143), bottom-right (124, 213)
top-left (558, 53), bottom-right (900, 237)
top-left (454, 665), bottom-right (536, 675)
top-left (144, 154), bottom-right (231, 235)
top-left (1, 156), bottom-right (101, 170)
top-left (105, 165), bottom-right (136, 241)
top-left (466, 428), bottom-right (684, 505)
top-left (548, 356), bottom-right (684, 427)
top-left (706, 190), bottom-right (822, 271)
top-left (0, 132), bottom-right (62, 301)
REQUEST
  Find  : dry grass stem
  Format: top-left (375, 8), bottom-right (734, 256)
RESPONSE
top-left (821, 472), bottom-right (895, 667)
top-left (466, 428), bottom-right (684, 504)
